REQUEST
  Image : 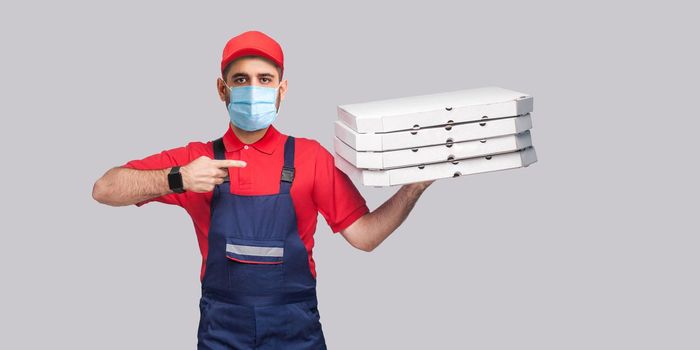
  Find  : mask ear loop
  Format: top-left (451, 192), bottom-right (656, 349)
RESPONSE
top-left (221, 79), bottom-right (233, 106)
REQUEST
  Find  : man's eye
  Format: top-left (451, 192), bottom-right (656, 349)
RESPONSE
top-left (234, 78), bottom-right (246, 84)
top-left (260, 78), bottom-right (270, 83)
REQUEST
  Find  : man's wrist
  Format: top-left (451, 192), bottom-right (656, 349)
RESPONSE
top-left (403, 181), bottom-right (430, 195)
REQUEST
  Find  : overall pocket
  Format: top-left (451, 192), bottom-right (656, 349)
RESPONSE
top-left (225, 237), bottom-right (285, 294)
top-left (225, 237), bottom-right (285, 264)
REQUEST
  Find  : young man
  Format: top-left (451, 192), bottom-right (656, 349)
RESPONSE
top-left (92, 30), bottom-right (433, 349)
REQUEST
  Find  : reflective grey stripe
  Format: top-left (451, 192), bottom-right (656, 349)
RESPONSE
top-left (226, 244), bottom-right (284, 257)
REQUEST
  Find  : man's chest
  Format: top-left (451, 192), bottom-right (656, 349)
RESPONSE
top-left (184, 148), bottom-right (315, 205)
top-left (227, 148), bottom-right (284, 194)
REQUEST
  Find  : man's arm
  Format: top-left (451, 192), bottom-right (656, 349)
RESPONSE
top-left (339, 180), bottom-right (434, 252)
top-left (92, 166), bottom-right (175, 207)
top-left (92, 157), bottom-right (246, 207)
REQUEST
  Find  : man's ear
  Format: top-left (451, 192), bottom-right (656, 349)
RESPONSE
top-left (217, 77), bottom-right (228, 103)
top-left (278, 79), bottom-right (288, 102)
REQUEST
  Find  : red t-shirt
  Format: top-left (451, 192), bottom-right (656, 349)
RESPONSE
top-left (121, 123), bottom-right (369, 281)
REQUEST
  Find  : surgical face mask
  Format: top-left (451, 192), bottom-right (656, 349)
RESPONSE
top-left (225, 83), bottom-right (281, 131)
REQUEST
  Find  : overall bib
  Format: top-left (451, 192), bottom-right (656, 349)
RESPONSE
top-left (197, 136), bottom-right (327, 350)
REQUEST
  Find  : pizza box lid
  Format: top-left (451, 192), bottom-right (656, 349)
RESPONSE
top-left (337, 86), bottom-right (533, 133)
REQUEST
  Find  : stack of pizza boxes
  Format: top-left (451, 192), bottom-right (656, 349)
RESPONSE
top-left (333, 87), bottom-right (537, 187)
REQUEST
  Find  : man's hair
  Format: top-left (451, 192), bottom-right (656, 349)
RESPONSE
top-left (222, 55), bottom-right (283, 83)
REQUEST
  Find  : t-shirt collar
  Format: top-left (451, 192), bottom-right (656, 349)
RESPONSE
top-left (222, 123), bottom-right (281, 155)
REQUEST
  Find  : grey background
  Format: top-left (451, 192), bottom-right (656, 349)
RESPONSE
top-left (1, 1), bottom-right (698, 349)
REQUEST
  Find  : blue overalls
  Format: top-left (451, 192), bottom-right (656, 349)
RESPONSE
top-left (197, 135), bottom-right (327, 350)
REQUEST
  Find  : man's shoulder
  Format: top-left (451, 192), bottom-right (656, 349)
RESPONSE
top-left (291, 136), bottom-right (320, 147)
top-left (146, 139), bottom-right (215, 155)
top-left (290, 136), bottom-right (329, 157)
top-left (165, 139), bottom-right (216, 161)
top-left (184, 139), bottom-right (215, 155)
top-left (120, 139), bottom-right (214, 169)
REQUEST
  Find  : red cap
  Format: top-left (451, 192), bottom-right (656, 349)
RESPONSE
top-left (221, 30), bottom-right (284, 79)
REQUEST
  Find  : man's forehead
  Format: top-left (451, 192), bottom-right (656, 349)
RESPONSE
top-left (228, 57), bottom-right (279, 73)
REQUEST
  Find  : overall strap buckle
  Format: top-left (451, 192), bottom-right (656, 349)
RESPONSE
top-left (280, 136), bottom-right (295, 184)
top-left (281, 166), bottom-right (295, 183)
top-left (279, 136), bottom-right (295, 193)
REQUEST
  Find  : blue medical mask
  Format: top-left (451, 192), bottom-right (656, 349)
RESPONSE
top-left (225, 83), bottom-right (281, 131)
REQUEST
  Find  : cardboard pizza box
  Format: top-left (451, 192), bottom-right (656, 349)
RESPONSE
top-left (337, 86), bottom-right (533, 133)
top-left (334, 114), bottom-right (532, 152)
top-left (333, 131), bottom-right (533, 170)
top-left (335, 146), bottom-right (537, 187)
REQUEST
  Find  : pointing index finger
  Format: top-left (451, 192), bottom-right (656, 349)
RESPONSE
top-left (212, 159), bottom-right (247, 168)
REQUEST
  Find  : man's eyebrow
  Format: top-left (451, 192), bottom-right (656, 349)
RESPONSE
top-left (231, 72), bottom-right (249, 78)
top-left (231, 72), bottom-right (276, 79)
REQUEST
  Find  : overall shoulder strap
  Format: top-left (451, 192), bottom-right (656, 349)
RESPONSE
top-left (212, 137), bottom-right (230, 183)
top-left (279, 136), bottom-right (295, 193)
